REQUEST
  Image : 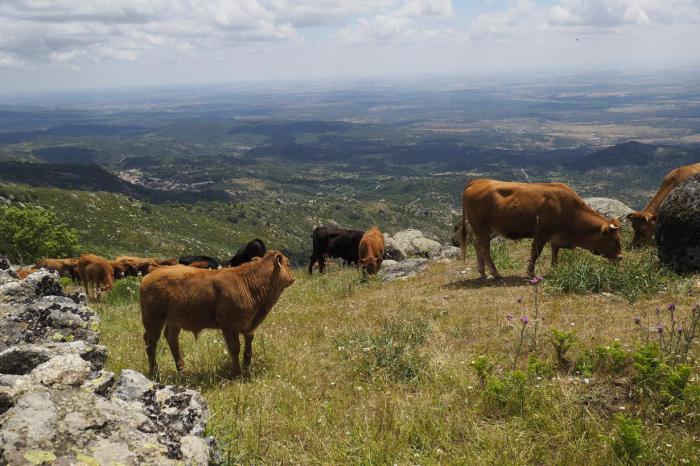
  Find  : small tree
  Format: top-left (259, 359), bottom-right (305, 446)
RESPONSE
top-left (0, 205), bottom-right (79, 264)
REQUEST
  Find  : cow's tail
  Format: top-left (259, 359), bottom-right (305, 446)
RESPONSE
top-left (460, 199), bottom-right (468, 262)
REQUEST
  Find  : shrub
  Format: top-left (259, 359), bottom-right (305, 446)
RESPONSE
top-left (527, 354), bottom-right (554, 380)
top-left (595, 342), bottom-right (628, 374)
top-left (484, 369), bottom-right (529, 416)
top-left (550, 329), bottom-right (576, 369)
top-left (470, 355), bottom-right (493, 386)
top-left (0, 204), bottom-right (78, 264)
top-left (603, 415), bottom-right (644, 465)
top-left (546, 248), bottom-right (679, 302)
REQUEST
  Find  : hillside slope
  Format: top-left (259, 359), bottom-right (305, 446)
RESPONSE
top-left (95, 243), bottom-right (700, 464)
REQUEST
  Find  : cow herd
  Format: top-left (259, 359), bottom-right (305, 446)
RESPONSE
top-left (17, 162), bottom-right (699, 378)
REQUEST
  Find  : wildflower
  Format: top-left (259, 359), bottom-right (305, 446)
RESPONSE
top-left (506, 314), bottom-right (513, 321)
top-left (528, 275), bottom-right (543, 285)
top-left (520, 316), bottom-right (530, 326)
top-left (657, 324), bottom-right (664, 334)
top-left (633, 316), bottom-right (641, 325)
top-left (667, 303), bottom-right (676, 312)
top-left (677, 325), bottom-right (683, 335)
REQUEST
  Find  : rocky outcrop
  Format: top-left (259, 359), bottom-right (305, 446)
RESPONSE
top-left (0, 260), bottom-right (219, 465)
top-left (383, 229), bottom-right (443, 261)
top-left (380, 229), bottom-right (461, 282)
top-left (656, 174), bottom-right (700, 273)
top-left (583, 197), bottom-right (634, 220)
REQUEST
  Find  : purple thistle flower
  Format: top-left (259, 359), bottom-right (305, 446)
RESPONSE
top-left (656, 324), bottom-right (664, 334)
top-left (528, 276), bottom-right (544, 285)
top-left (667, 303), bottom-right (676, 312)
top-left (633, 316), bottom-right (641, 325)
top-left (521, 316), bottom-right (530, 326)
top-left (677, 325), bottom-right (683, 335)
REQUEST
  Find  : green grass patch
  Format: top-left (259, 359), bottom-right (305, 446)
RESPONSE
top-left (546, 247), bottom-right (687, 301)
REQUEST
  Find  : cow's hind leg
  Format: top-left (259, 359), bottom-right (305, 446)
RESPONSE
top-left (308, 255), bottom-right (316, 275)
top-left (551, 244), bottom-right (560, 268)
top-left (475, 232), bottom-right (500, 279)
top-left (243, 333), bottom-right (254, 372)
top-left (222, 327), bottom-right (242, 377)
top-left (165, 324), bottom-right (185, 373)
top-left (527, 238), bottom-right (548, 277)
top-left (143, 319), bottom-right (166, 378)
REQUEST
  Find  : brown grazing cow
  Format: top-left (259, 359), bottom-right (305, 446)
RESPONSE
top-left (35, 258), bottom-right (79, 282)
top-left (139, 251), bottom-right (295, 378)
top-left (16, 268), bottom-right (39, 280)
top-left (627, 163), bottom-right (700, 247)
top-left (77, 254), bottom-right (114, 301)
top-left (461, 179), bottom-right (622, 279)
top-left (358, 227), bottom-right (385, 275)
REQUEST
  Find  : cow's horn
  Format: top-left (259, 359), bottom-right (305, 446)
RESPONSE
top-left (609, 223), bottom-right (620, 230)
top-left (275, 254), bottom-right (282, 267)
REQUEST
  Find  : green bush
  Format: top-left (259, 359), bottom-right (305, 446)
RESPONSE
top-left (546, 247), bottom-right (679, 302)
top-left (604, 415), bottom-right (644, 465)
top-left (550, 329), bottom-right (576, 369)
top-left (484, 369), bottom-right (529, 416)
top-left (0, 204), bottom-right (78, 264)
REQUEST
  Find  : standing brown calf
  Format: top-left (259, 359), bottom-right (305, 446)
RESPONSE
top-left (139, 251), bottom-right (295, 378)
top-left (358, 227), bottom-right (385, 275)
top-left (77, 254), bottom-right (114, 301)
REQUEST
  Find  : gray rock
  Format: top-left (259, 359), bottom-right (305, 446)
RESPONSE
top-left (412, 237), bottom-right (442, 258)
top-left (112, 369), bottom-right (153, 401)
top-left (583, 197), bottom-right (634, 221)
top-left (19, 354), bottom-right (92, 387)
top-left (656, 173), bottom-right (700, 273)
top-left (82, 370), bottom-right (116, 396)
top-left (439, 245), bottom-right (461, 260)
top-left (380, 258), bottom-right (430, 282)
top-left (383, 234), bottom-right (407, 261)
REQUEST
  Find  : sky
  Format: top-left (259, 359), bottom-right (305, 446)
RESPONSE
top-left (1, 0), bottom-right (699, 94)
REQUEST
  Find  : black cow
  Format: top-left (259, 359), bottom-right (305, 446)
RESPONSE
top-left (308, 226), bottom-right (364, 274)
top-left (178, 255), bottom-right (220, 269)
top-left (226, 238), bottom-right (267, 267)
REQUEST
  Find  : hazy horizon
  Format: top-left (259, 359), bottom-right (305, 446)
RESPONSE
top-left (1, 0), bottom-right (699, 95)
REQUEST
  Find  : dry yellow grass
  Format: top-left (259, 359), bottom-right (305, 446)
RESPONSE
top-left (94, 242), bottom-right (700, 465)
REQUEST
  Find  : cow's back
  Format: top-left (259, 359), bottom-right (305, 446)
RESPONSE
top-left (464, 179), bottom-right (585, 238)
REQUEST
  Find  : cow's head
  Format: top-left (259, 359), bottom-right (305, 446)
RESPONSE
top-left (359, 257), bottom-right (383, 276)
top-left (273, 252), bottom-right (295, 288)
top-left (590, 218), bottom-right (622, 261)
top-left (111, 262), bottom-right (125, 279)
top-left (627, 211), bottom-right (656, 247)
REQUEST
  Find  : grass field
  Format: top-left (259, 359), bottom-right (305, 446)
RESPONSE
top-left (92, 241), bottom-right (700, 465)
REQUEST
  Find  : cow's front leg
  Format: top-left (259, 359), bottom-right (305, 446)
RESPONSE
top-left (243, 333), bottom-right (254, 371)
top-left (222, 327), bottom-right (242, 377)
top-left (527, 238), bottom-right (547, 277)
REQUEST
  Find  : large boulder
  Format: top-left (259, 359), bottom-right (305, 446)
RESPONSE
top-left (385, 229), bottom-right (444, 259)
top-left (656, 173), bottom-right (700, 273)
top-left (583, 197), bottom-right (634, 221)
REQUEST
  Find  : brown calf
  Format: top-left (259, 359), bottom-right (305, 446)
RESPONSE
top-left (139, 251), bottom-right (295, 378)
top-left (77, 254), bottom-right (114, 301)
top-left (358, 227), bottom-right (385, 275)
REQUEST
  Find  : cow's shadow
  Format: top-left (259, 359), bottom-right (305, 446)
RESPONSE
top-left (445, 275), bottom-right (527, 289)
